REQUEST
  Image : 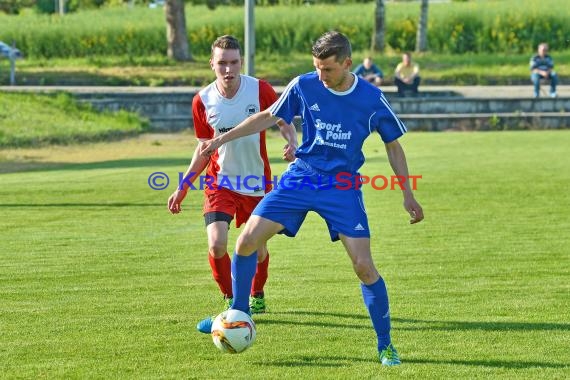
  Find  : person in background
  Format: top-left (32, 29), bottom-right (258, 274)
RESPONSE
top-left (394, 52), bottom-right (420, 97)
top-left (353, 56), bottom-right (384, 86)
top-left (530, 42), bottom-right (558, 98)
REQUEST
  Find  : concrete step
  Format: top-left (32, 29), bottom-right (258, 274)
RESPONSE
top-left (389, 97), bottom-right (570, 114)
top-left (3, 85), bottom-right (570, 131)
top-left (401, 112), bottom-right (570, 131)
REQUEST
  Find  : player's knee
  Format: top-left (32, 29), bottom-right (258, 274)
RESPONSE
top-left (235, 233), bottom-right (259, 256)
top-left (208, 243), bottom-right (227, 258)
top-left (352, 258), bottom-right (377, 282)
top-left (256, 244), bottom-right (268, 260)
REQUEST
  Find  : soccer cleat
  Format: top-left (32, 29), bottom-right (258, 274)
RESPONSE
top-left (196, 307), bottom-right (253, 334)
top-left (224, 297), bottom-right (233, 310)
top-left (196, 297), bottom-right (233, 334)
top-left (196, 316), bottom-right (214, 334)
top-left (379, 344), bottom-right (401, 366)
top-left (249, 295), bottom-right (266, 314)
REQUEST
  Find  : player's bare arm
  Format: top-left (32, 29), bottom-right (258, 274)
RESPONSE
top-left (277, 119), bottom-right (298, 162)
top-left (167, 140), bottom-right (210, 214)
top-left (200, 109), bottom-right (279, 157)
top-left (384, 140), bottom-right (424, 224)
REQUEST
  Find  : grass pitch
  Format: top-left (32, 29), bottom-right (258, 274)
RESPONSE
top-left (0, 131), bottom-right (569, 378)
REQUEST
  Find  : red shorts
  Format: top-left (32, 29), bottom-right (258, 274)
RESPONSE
top-left (203, 187), bottom-right (264, 228)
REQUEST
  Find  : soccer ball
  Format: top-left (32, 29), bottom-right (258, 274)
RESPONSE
top-left (211, 309), bottom-right (256, 354)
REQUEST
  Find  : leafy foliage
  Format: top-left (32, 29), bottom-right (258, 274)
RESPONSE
top-left (0, 0), bottom-right (35, 14)
top-left (0, 1), bottom-right (568, 58)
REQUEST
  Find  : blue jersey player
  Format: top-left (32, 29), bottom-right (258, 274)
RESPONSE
top-left (201, 31), bottom-right (424, 366)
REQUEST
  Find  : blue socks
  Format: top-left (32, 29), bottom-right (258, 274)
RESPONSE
top-left (230, 251), bottom-right (258, 313)
top-left (361, 277), bottom-right (391, 351)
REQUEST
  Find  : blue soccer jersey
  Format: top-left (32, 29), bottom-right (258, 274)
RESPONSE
top-left (269, 72), bottom-right (406, 174)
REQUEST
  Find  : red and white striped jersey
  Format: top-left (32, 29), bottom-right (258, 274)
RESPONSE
top-left (193, 75), bottom-right (276, 195)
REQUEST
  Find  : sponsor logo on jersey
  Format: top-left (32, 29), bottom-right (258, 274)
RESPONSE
top-left (314, 119), bottom-right (352, 149)
top-left (309, 103), bottom-right (321, 111)
top-left (218, 126), bottom-right (233, 133)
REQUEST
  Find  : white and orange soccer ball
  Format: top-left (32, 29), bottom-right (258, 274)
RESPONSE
top-left (211, 309), bottom-right (256, 354)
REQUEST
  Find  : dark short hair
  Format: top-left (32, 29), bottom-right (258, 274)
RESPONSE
top-left (211, 35), bottom-right (242, 56)
top-left (311, 31), bottom-right (352, 62)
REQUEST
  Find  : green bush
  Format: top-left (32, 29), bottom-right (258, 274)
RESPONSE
top-left (0, 0), bottom-right (35, 14)
top-left (0, 1), bottom-right (568, 58)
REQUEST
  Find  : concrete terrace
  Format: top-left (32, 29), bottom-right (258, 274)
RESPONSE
top-left (2, 85), bottom-right (569, 130)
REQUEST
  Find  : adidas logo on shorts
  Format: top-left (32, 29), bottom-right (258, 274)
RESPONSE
top-left (354, 223), bottom-right (365, 231)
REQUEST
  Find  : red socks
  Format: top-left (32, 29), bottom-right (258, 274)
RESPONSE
top-left (209, 252), bottom-right (270, 298)
top-left (208, 253), bottom-right (232, 298)
top-left (251, 253), bottom-right (269, 297)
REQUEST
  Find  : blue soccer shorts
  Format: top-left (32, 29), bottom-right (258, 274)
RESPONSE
top-left (252, 159), bottom-right (370, 241)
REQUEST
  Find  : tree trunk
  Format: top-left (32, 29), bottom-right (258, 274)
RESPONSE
top-left (371, 0), bottom-right (385, 52)
top-left (164, 0), bottom-right (192, 61)
top-left (415, 0), bottom-right (429, 52)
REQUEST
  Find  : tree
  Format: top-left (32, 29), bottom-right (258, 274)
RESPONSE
top-left (415, 0), bottom-right (429, 52)
top-left (0, 0), bottom-right (35, 14)
top-left (164, 0), bottom-right (193, 61)
top-left (371, 0), bottom-right (386, 52)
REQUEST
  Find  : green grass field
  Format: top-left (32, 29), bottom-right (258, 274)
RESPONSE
top-left (1, 131), bottom-right (569, 378)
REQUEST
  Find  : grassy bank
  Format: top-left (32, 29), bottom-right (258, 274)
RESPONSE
top-left (0, 92), bottom-right (149, 147)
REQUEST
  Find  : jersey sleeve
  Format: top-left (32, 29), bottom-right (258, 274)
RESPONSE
top-left (374, 93), bottom-right (407, 143)
top-left (268, 76), bottom-right (301, 125)
top-left (258, 80), bottom-right (278, 111)
top-left (192, 93), bottom-right (214, 139)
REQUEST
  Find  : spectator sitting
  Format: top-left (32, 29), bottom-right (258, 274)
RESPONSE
top-left (394, 52), bottom-right (420, 97)
top-left (530, 42), bottom-right (558, 98)
top-left (353, 57), bottom-right (383, 86)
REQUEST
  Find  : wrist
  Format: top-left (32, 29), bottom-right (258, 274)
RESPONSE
top-left (215, 135), bottom-right (226, 147)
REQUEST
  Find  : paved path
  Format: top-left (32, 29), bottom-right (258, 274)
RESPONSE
top-left (2, 85), bottom-right (569, 99)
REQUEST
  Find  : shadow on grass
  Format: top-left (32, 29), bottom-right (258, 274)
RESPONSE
top-left (1, 70), bottom-right (128, 86)
top-left (395, 317), bottom-right (570, 332)
top-left (404, 358), bottom-right (568, 369)
top-left (0, 202), bottom-right (163, 207)
top-left (256, 318), bottom-right (369, 330)
top-left (0, 157), bottom-right (189, 174)
top-left (270, 311), bottom-right (570, 332)
top-left (253, 355), bottom-right (370, 368)
top-left (254, 355), bottom-right (568, 369)
top-left (1, 70), bottom-right (205, 87)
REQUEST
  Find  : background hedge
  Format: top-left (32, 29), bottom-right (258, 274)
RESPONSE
top-left (0, 0), bottom-right (568, 59)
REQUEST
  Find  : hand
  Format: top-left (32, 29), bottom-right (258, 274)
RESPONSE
top-left (200, 138), bottom-right (221, 157)
top-left (282, 143), bottom-right (297, 162)
top-left (167, 189), bottom-right (187, 214)
top-left (403, 196), bottom-right (424, 224)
